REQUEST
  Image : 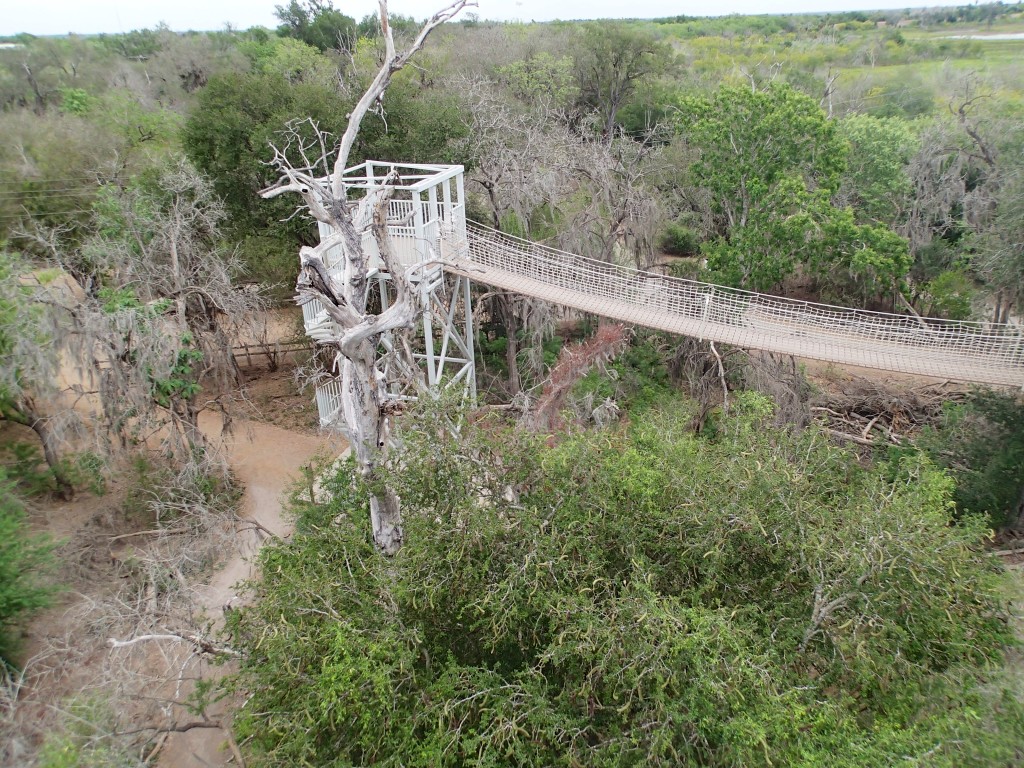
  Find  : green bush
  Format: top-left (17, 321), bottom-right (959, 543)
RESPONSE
top-left (229, 397), bottom-right (1020, 766)
top-left (0, 468), bottom-right (57, 664)
top-left (1, 443), bottom-right (106, 499)
top-left (658, 221), bottom-right (699, 256)
top-left (57, 87), bottom-right (93, 116)
top-left (2, 442), bottom-right (57, 497)
top-left (576, 337), bottom-right (674, 413)
top-left (36, 698), bottom-right (137, 768)
top-left (919, 269), bottom-right (976, 320)
top-left (235, 235), bottom-right (301, 304)
top-left (914, 389), bottom-right (1024, 528)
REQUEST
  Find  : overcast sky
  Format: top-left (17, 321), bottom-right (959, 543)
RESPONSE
top-left (3, 1), bottom-right (940, 37)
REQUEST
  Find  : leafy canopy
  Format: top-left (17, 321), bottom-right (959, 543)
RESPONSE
top-left (677, 83), bottom-right (911, 301)
top-left (274, 0), bottom-right (356, 53)
top-left (229, 396), bottom-right (1020, 767)
top-left (914, 390), bottom-right (1024, 528)
top-left (183, 56), bottom-right (467, 296)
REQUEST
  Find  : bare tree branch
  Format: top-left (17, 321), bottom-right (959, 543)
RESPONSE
top-left (332, 0), bottom-right (476, 193)
top-left (258, 1), bottom-right (474, 554)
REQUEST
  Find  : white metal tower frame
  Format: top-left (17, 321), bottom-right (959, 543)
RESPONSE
top-left (303, 161), bottom-right (476, 428)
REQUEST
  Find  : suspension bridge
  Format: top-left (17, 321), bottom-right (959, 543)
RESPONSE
top-left (444, 221), bottom-right (1023, 388)
top-left (307, 162), bottom-right (1023, 427)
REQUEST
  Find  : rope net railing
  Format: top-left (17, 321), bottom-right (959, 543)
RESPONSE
top-left (443, 221), bottom-right (1023, 387)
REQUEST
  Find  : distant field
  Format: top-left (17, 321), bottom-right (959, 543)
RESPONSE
top-left (634, 14), bottom-right (1024, 108)
top-left (909, 20), bottom-right (1024, 38)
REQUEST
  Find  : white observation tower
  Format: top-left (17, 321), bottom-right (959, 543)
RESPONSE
top-left (303, 161), bottom-right (476, 428)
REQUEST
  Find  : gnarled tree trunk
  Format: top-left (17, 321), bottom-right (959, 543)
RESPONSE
top-left (260, 0), bottom-right (471, 555)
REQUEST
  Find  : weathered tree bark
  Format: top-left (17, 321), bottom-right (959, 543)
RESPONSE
top-left (260, 1), bottom-right (471, 555)
top-left (495, 295), bottom-right (522, 395)
top-left (282, 189), bottom-right (418, 553)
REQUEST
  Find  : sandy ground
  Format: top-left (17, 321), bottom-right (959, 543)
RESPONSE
top-left (154, 415), bottom-right (343, 767)
top-left (3, 346), bottom-right (340, 766)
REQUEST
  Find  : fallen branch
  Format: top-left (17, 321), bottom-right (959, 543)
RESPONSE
top-left (227, 732), bottom-right (247, 767)
top-left (710, 340), bottom-right (728, 414)
top-left (896, 292), bottom-right (930, 330)
top-left (144, 732), bottom-right (169, 763)
top-left (116, 719), bottom-right (224, 737)
top-left (232, 513), bottom-right (277, 539)
top-left (861, 414), bottom-right (880, 440)
top-left (109, 527), bottom-right (190, 541)
top-left (811, 406), bottom-right (845, 417)
top-left (108, 632), bottom-right (238, 657)
top-left (823, 427), bottom-right (877, 447)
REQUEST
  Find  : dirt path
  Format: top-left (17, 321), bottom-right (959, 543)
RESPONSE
top-left (157, 415), bottom-right (343, 767)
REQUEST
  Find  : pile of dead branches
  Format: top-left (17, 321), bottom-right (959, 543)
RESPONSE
top-left (811, 379), bottom-right (969, 447)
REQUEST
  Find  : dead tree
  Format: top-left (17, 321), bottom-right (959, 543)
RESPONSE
top-left (458, 79), bottom-right (572, 394)
top-left (261, 0), bottom-right (473, 555)
top-left (561, 128), bottom-right (664, 270)
top-left (527, 323), bottom-right (629, 432)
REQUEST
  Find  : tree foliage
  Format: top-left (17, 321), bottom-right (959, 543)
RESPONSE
top-left (275, 0), bottom-right (356, 53)
top-left (573, 22), bottom-right (673, 137)
top-left (677, 84), bottom-right (911, 302)
top-left (915, 390), bottom-right (1024, 529)
top-left (183, 56), bottom-right (466, 296)
top-left (835, 114), bottom-right (917, 229)
top-left (229, 397), bottom-right (1020, 766)
top-left (0, 468), bottom-right (57, 664)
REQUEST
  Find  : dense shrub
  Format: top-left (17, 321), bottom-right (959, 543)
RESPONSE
top-left (915, 389), bottom-right (1024, 528)
top-left (229, 397), bottom-right (1021, 766)
top-left (0, 468), bottom-right (57, 664)
top-left (658, 221), bottom-right (699, 256)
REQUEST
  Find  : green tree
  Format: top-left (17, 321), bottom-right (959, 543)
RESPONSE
top-left (57, 86), bottom-right (92, 116)
top-left (916, 390), bottom-right (1024, 528)
top-left (96, 27), bottom-right (160, 59)
top-left (678, 83), bottom-right (845, 238)
top-left (835, 113), bottom-right (916, 228)
top-left (228, 397), bottom-right (1021, 766)
top-left (678, 84), bottom-right (910, 301)
top-left (183, 71), bottom-right (339, 238)
top-left (0, 36), bottom-right (110, 114)
top-left (257, 37), bottom-right (338, 87)
top-left (356, 12), bottom-right (419, 39)
top-left (183, 62), bottom-right (466, 297)
top-left (0, 468), bottom-right (57, 664)
top-left (863, 75), bottom-right (935, 120)
top-left (498, 52), bottom-right (579, 109)
top-left (275, 0), bottom-right (356, 52)
top-left (574, 22), bottom-right (673, 137)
